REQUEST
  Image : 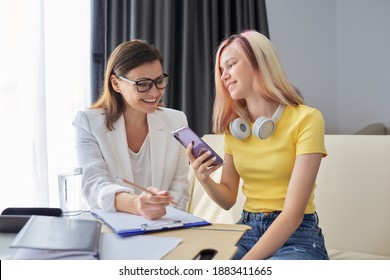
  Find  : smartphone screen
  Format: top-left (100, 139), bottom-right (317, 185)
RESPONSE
top-left (171, 126), bottom-right (224, 166)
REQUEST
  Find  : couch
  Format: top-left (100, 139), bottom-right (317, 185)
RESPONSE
top-left (355, 123), bottom-right (390, 135)
top-left (187, 134), bottom-right (390, 260)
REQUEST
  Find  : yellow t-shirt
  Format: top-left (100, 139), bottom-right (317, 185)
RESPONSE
top-left (224, 105), bottom-right (327, 213)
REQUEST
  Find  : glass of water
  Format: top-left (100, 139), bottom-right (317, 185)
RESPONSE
top-left (57, 167), bottom-right (83, 216)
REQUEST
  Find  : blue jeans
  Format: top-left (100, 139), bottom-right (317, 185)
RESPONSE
top-left (233, 210), bottom-right (329, 260)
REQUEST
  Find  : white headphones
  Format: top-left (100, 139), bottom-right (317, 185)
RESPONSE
top-left (229, 105), bottom-right (285, 140)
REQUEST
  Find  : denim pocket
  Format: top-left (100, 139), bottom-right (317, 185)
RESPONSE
top-left (295, 223), bottom-right (322, 234)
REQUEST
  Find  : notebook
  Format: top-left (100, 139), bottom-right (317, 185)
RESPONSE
top-left (10, 215), bottom-right (101, 260)
top-left (92, 206), bottom-right (210, 237)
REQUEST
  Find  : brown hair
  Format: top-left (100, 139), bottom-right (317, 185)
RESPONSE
top-left (92, 40), bottom-right (163, 130)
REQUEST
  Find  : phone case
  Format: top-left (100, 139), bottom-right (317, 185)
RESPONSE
top-left (171, 126), bottom-right (223, 166)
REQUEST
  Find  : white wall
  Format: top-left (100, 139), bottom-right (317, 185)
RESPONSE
top-left (266, 0), bottom-right (390, 134)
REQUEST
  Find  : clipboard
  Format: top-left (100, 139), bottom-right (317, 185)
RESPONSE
top-left (91, 206), bottom-right (210, 237)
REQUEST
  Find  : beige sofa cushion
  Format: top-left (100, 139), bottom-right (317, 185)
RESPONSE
top-left (327, 249), bottom-right (390, 260)
top-left (315, 135), bottom-right (390, 258)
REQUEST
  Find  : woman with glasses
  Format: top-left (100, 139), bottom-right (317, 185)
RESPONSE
top-left (73, 40), bottom-right (190, 220)
top-left (186, 30), bottom-right (328, 259)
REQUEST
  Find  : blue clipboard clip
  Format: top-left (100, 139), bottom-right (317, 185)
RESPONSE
top-left (141, 220), bottom-right (183, 231)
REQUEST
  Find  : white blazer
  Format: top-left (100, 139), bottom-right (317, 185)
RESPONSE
top-left (73, 107), bottom-right (190, 212)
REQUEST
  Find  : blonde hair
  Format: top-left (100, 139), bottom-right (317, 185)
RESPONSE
top-left (92, 40), bottom-right (163, 130)
top-left (212, 30), bottom-right (304, 134)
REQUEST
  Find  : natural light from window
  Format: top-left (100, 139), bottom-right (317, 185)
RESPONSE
top-left (0, 0), bottom-right (91, 211)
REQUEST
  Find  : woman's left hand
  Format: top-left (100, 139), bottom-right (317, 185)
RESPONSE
top-left (186, 142), bottom-right (222, 182)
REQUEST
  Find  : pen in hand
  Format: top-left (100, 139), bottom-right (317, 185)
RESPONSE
top-left (115, 176), bottom-right (179, 207)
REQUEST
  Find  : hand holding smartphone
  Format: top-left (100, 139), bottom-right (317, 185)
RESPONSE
top-left (171, 126), bottom-right (224, 167)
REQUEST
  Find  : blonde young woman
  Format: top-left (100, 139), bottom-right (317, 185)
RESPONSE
top-left (187, 30), bottom-right (329, 260)
top-left (73, 40), bottom-right (190, 220)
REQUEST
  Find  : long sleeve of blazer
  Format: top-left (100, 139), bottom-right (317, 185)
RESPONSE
top-left (72, 107), bottom-right (190, 212)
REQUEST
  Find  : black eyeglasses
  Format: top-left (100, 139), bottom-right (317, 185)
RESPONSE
top-left (117, 74), bottom-right (169, 93)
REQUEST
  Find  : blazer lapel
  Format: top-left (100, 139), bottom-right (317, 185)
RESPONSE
top-left (148, 112), bottom-right (167, 187)
top-left (106, 115), bottom-right (134, 182)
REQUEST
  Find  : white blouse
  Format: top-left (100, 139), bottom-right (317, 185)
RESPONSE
top-left (128, 134), bottom-right (151, 193)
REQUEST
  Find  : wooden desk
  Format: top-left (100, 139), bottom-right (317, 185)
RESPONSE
top-left (152, 224), bottom-right (250, 260)
top-left (1, 213), bottom-right (250, 260)
top-left (101, 223), bottom-right (250, 260)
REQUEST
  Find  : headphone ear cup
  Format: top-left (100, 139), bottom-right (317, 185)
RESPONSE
top-left (229, 118), bottom-right (251, 140)
top-left (253, 117), bottom-right (275, 140)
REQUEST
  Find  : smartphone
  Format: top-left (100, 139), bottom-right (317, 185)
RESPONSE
top-left (171, 126), bottom-right (224, 166)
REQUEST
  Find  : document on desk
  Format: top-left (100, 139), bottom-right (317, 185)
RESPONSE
top-left (92, 206), bottom-right (210, 237)
top-left (99, 233), bottom-right (182, 260)
top-left (9, 215), bottom-right (101, 260)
